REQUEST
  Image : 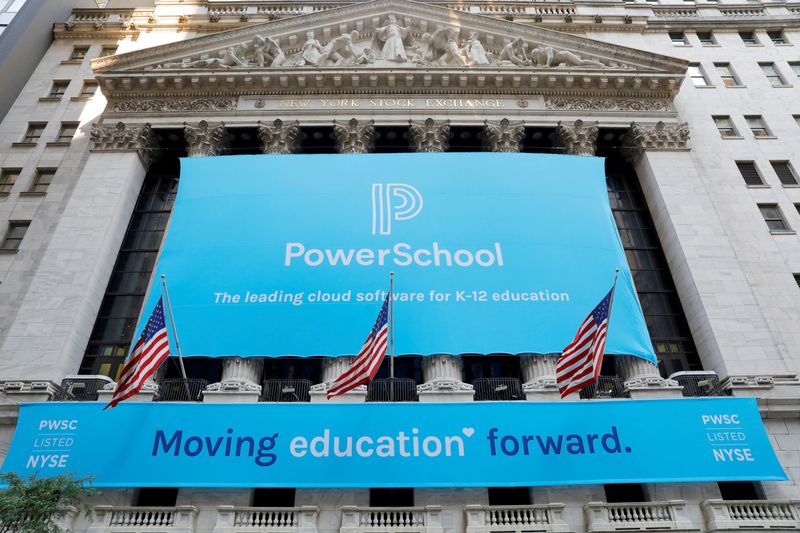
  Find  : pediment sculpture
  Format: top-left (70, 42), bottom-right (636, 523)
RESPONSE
top-left (152, 18), bottom-right (627, 70)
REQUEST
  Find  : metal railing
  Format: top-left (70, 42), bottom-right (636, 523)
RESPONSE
top-left (155, 379), bottom-right (207, 402)
top-left (579, 376), bottom-right (628, 399)
top-left (261, 379), bottom-right (312, 402)
top-left (669, 371), bottom-right (726, 397)
top-left (366, 378), bottom-right (419, 402)
top-left (51, 375), bottom-right (114, 401)
top-left (473, 377), bottom-right (523, 401)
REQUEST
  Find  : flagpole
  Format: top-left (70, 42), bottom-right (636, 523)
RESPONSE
top-left (389, 271), bottom-right (395, 402)
top-left (605, 268), bottom-right (621, 336)
top-left (161, 275), bottom-right (191, 398)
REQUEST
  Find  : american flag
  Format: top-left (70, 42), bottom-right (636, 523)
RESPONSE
top-left (327, 293), bottom-right (390, 399)
top-left (104, 297), bottom-right (171, 409)
top-left (556, 287), bottom-right (615, 399)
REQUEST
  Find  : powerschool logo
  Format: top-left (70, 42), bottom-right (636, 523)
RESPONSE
top-left (283, 181), bottom-right (504, 268)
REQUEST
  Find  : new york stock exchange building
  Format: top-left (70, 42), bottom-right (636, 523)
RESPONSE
top-left (1, 0), bottom-right (800, 532)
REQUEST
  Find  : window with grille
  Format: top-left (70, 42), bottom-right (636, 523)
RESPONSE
top-left (758, 204), bottom-right (791, 232)
top-left (688, 64), bottom-right (710, 86)
top-left (790, 62), bottom-right (800, 77)
top-left (715, 63), bottom-right (740, 86)
top-left (21, 122), bottom-right (46, 143)
top-left (79, 80), bottom-right (98, 97)
top-left (770, 161), bottom-right (798, 185)
top-left (669, 32), bottom-right (687, 45)
top-left (47, 81), bottom-right (69, 98)
top-left (767, 31), bottom-right (786, 44)
top-left (713, 116), bottom-right (737, 137)
top-left (745, 116), bottom-right (770, 137)
top-left (69, 45), bottom-right (89, 61)
top-left (1, 221), bottom-right (30, 251)
top-left (99, 46), bottom-right (117, 57)
top-left (736, 161), bottom-right (764, 185)
top-left (739, 31), bottom-right (757, 45)
top-left (29, 169), bottom-right (55, 193)
top-left (0, 168), bottom-right (19, 194)
top-left (697, 31), bottom-right (715, 45)
top-left (760, 63), bottom-right (786, 86)
top-left (55, 122), bottom-right (78, 143)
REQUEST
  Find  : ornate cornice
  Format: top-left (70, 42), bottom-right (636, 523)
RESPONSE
top-left (553, 119), bottom-right (598, 156)
top-left (258, 119), bottom-right (301, 154)
top-left (545, 97), bottom-right (672, 112)
top-left (483, 118), bottom-right (524, 152)
top-left (89, 122), bottom-right (157, 168)
top-left (184, 120), bottom-right (230, 157)
top-left (409, 118), bottom-right (450, 152)
top-left (110, 98), bottom-right (236, 113)
top-left (621, 120), bottom-right (690, 163)
top-left (334, 118), bottom-right (375, 154)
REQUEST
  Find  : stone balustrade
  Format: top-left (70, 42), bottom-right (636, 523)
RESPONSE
top-left (87, 506), bottom-right (198, 533)
top-left (465, 504), bottom-right (570, 533)
top-left (213, 505), bottom-right (319, 533)
top-left (585, 500), bottom-right (698, 532)
top-left (702, 499), bottom-right (800, 531)
top-left (340, 506), bottom-right (443, 533)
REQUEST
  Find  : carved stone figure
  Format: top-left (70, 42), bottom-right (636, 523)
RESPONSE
top-left (372, 15), bottom-right (414, 62)
top-left (531, 46), bottom-right (605, 68)
top-left (498, 38), bottom-right (531, 67)
top-left (463, 32), bottom-right (492, 66)
top-left (298, 31), bottom-right (324, 66)
top-left (176, 45), bottom-right (248, 69)
top-left (318, 31), bottom-right (365, 66)
top-left (250, 35), bottom-right (285, 67)
top-left (422, 27), bottom-right (465, 66)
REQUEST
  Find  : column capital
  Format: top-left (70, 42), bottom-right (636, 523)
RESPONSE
top-left (258, 119), bottom-right (301, 155)
top-left (483, 119), bottom-right (525, 153)
top-left (90, 122), bottom-right (157, 169)
top-left (333, 118), bottom-right (375, 154)
top-left (616, 355), bottom-right (682, 398)
top-left (409, 118), bottom-right (450, 152)
top-left (554, 119), bottom-right (598, 156)
top-left (621, 121), bottom-right (691, 164)
top-left (183, 120), bottom-right (229, 157)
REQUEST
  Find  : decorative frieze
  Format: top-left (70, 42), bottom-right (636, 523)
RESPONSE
top-left (258, 119), bottom-right (301, 154)
top-left (110, 98), bottom-right (236, 114)
top-left (409, 118), bottom-right (450, 152)
top-left (184, 120), bottom-right (229, 157)
top-left (544, 97), bottom-right (672, 112)
top-left (334, 118), bottom-right (375, 154)
top-left (90, 122), bottom-right (157, 168)
top-left (483, 118), bottom-right (525, 152)
top-left (553, 119), bottom-right (598, 156)
top-left (621, 121), bottom-right (691, 164)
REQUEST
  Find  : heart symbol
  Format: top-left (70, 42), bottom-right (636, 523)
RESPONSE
top-left (462, 427), bottom-right (475, 437)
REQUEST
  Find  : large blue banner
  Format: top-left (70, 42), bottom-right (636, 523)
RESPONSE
top-left (1, 399), bottom-right (784, 487)
top-left (142, 152), bottom-right (656, 360)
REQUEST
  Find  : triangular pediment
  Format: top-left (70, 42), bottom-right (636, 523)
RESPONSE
top-left (92, 0), bottom-right (687, 100)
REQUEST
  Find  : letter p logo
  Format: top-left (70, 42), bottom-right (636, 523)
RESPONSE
top-left (372, 183), bottom-right (423, 235)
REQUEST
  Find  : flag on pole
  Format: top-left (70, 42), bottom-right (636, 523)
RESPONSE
top-left (104, 297), bottom-right (171, 409)
top-left (327, 293), bottom-right (390, 399)
top-left (556, 285), bottom-right (615, 399)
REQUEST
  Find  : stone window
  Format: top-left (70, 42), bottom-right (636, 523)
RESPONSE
top-left (697, 31), bottom-right (716, 45)
top-left (99, 45), bottom-right (117, 57)
top-left (21, 122), bottom-right (46, 143)
top-left (767, 30), bottom-right (786, 44)
top-left (760, 63), bottom-right (786, 86)
top-left (790, 62), bottom-right (800, 77)
top-left (758, 204), bottom-right (792, 232)
top-left (135, 488), bottom-right (178, 507)
top-left (1, 221), bottom-right (30, 251)
top-left (252, 488), bottom-right (295, 507)
top-left (55, 122), bottom-right (78, 143)
top-left (488, 487), bottom-right (532, 505)
top-left (736, 161), bottom-right (765, 186)
top-left (744, 115), bottom-right (771, 137)
top-left (29, 168), bottom-right (54, 193)
top-left (718, 481), bottom-right (764, 500)
top-left (795, 115), bottom-right (800, 128)
top-left (605, 483), bottom-right (649, 503)
top-left (0, 168), bottom-right (19, 194)
top-left (713, 116), bottom-right (738, 137)
top-left (47, 80), bottom-right (69, 99)
top-left (771, 161), bottom-right (798, 185)
top-left (739, 31), bottom-right (758, 45)
top-left (79, 80), bottom-right (98, 97)
top-left (794, 273), bottom-right (800, 288)
top-left (669, 31), bottom-right (687, 45)
top-left (69, 45), bottom-right (89, 61)
top-left (688, 64), bottom-right (710, 86)
top-left (370, 488), bottom-right (414, 507)
top-left (714, 63), bottom-right (740, 86)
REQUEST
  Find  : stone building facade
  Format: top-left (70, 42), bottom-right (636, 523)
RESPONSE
top-left (0, 0), bottom-right (799, 532)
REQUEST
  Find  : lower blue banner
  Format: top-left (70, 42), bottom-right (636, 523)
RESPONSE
top-left (1, 398), bottom-right (785, 487)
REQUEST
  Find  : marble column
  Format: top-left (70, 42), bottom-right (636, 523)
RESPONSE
top-left (310, 356), bottom-right (367, 403)
top-left (483, 118), bottom-right (525, 153)
top-left (204, 357), bottom-right (264, 403)
top-left (409, 118), bottom-right (450, 152)
top-left (553, 119), bottom-right (598, 156)
top-left (615, 355), bottom-right (682, 398)
top-left (333, 118), bottom-right (374, 154)
top-left (258, 119), bottom-right (301, 154)
top-left (183, 120), bottom-right (229, 157)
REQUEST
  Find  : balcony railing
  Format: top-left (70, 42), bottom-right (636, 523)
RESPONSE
top-left (465, 504), bottom-right (570, 533)
top-left (341, 506), bottom-right (442, 533)
top-left (155, 379), bottom-right (207, 402)
top-left (213, 505), bottom-right (319, 533)
top-left (261, 379), bottom-right (312, 402)
top-left (669, 371), bottom-right (726, 397)
top-left (366, 378), bottom-right (419, 402)
top-left (51, 375), bottom-right (114, 401)
top-left (473, 377), bottom-right (523, 401)
top-left (702, 499), bottom-right (800, 531)
top-left (579, 376), bottom-right (628, 400)
top-left (88, 506), bottom-right (198, 533)
top-left (585, 501), bottom-right (696, 532)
